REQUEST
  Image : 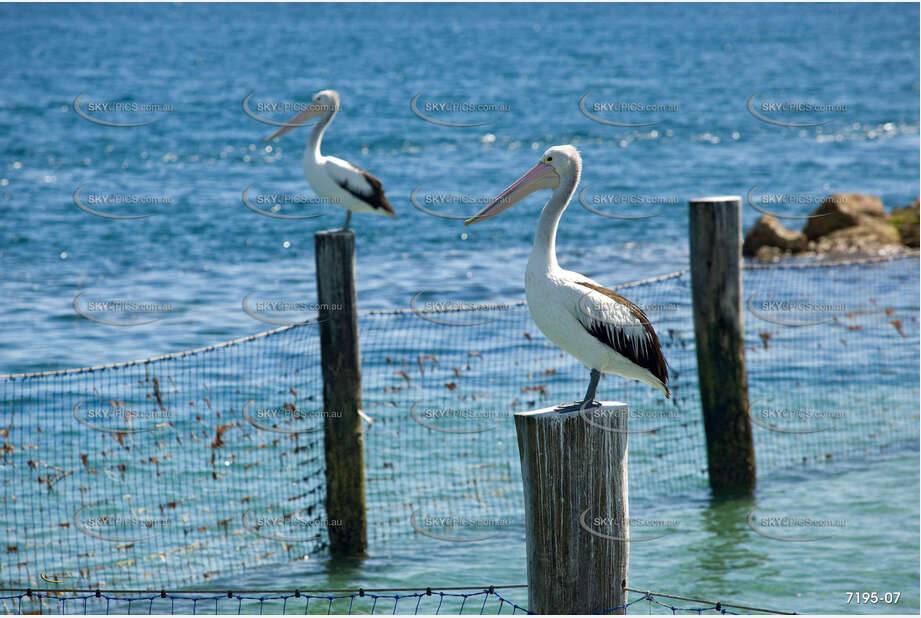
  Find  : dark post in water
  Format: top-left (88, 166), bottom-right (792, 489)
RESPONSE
top-left (315, 229), bottom-right (367, 555)
top-left (514, 402), bottom-right (629, 614)
top-left (688, 196), bottom-right (756, 494)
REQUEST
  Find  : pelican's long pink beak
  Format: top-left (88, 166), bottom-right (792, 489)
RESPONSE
top-left (464, 162), bottom-right (560, 226)
top-left (264, 105), bottom-right (324, 141)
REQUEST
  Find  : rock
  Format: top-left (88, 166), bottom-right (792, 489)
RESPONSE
top-left (754, 245), bottom-right (784, 262)
top-left (889, 197), bottom-right (919, 248)
top-left (742, 214), bottom-right (808, 257)
top-left (803, 193), bottom-right (886, 240)
top-left (807, 216), bottom-right (902, 255)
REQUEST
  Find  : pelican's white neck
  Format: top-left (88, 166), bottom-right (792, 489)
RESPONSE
top-left (306, 111), bottom-right (336, 161)
top-left (529, 162), bottom-right (581, 274)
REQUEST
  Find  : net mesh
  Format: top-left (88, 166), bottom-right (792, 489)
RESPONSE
top-left (0, 586), bottom-right (787, 615)
top-left (1, 256), bottom-right (918, 590)
top-left (1, 326), bottom-right (326, 589)
top-left (1, 587), bottom-right (531, 616)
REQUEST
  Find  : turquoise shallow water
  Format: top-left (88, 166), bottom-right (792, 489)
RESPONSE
top-left (0, 2), bottom-right (918, 613)
top-left (212, 450), bottom-right (919, 615)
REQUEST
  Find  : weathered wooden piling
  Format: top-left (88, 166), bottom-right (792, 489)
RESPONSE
top-left (514, 402), bottom-right (629, 614)
top-left (688, 196), bottom-right (756, 494)
top-left (315, 229), bottom-right (367, 555)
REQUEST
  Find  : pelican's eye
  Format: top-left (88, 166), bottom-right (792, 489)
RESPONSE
top-left (545, 156), bottom-right (553, 163)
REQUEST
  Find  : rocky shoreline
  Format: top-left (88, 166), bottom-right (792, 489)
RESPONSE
top-left (743, 194), bottom-right (920, 262)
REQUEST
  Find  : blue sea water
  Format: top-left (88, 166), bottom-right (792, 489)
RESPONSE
top-left (0, 2), bottom-right (918, 613)
top-left (1, 2), bottom-right (918, 373)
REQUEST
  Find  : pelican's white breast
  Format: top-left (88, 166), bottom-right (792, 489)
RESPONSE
top-left (525, 263), bottom-right (668, 394)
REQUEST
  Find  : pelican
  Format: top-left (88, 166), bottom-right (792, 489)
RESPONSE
top-left (465, 146), bottom-right (669, 406)
top-left (265, 89), bottom-right (395, 229)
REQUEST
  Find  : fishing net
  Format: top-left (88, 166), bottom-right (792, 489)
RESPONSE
top-left (1, 255), bottom-right (917, 589)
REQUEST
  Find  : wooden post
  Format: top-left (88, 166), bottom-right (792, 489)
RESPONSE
top-left (688, 196), bottom-right (756, 494)
top-left (514, 402), bottom-right (629, 615)
top-left (315, 229), bottom-right (367, 555)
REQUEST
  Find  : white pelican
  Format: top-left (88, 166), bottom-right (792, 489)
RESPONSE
top-left (265, 89), bottom-right (395, 229)
top-left (465, 146), bottom-right (669, 405)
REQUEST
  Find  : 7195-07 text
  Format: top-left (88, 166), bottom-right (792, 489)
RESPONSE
top-left (845, 592), bottom-right (900, 605)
